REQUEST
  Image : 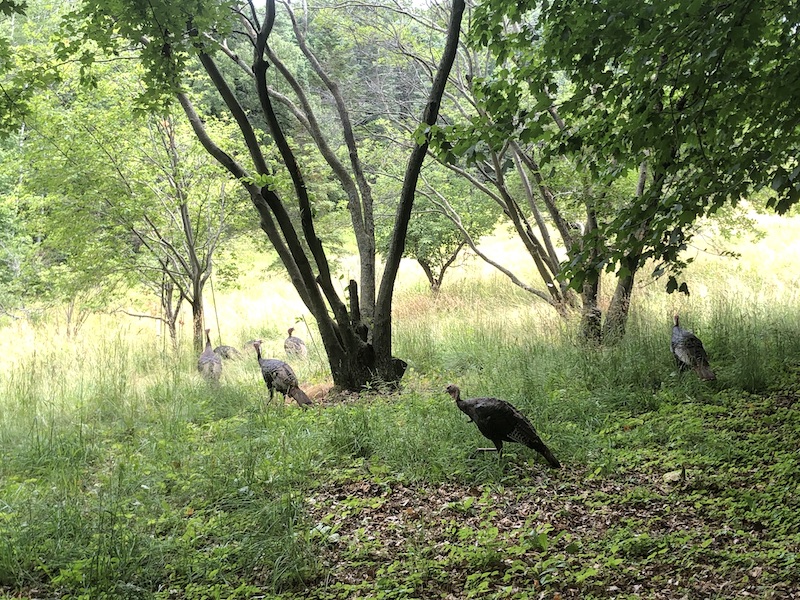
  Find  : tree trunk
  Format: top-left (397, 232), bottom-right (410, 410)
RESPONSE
top-left (600, 161), bottom-right (649, 344)
top-left (161, 280), bottom-right (180, 349)
top-left (192, 299), bottom-right (204, 354)
top-left (579, 206), bottom-right (602, 342)
top-left (417, 259), bottom-right (440, 293)
top-left (581, 280), bottom-right (602, 343)
top-left (602, 263), bottom-right (636, 343)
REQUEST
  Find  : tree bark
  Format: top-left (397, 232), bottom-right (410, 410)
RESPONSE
top-left (602, 260), bottom-right (636, 343)
top-left (191, 300), bottom-right (204, 354)
top-left (579, 207), bottom-right (602, 343)
top-left (161, 280), bottom-right (180, 349)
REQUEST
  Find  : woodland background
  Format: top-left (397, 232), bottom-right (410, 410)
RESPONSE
top-left (1, 0), bottom-right (799, 598)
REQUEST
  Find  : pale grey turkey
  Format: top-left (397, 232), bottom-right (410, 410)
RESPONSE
top-left (253, 340), bottom-right (313, 407)
top-left (284, 327), bottom-right (308, 359)
top-left (446, 384), bottom-right (561, 468)
top-left (198, 328), bottom-right (222, 382)
top-left (671, 314), bottom-right (716, 381)
top-left (214, 345), bottom-right (242, 360)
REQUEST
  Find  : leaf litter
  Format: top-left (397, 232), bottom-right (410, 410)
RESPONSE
top-left (292, 387), bottom-right (800, 599)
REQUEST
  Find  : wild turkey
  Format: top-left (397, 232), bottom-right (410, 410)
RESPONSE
top-left (214, 345), bottom-right (242, 360)
top-left (197, 328), bottom-right (222, 382)
top-left (284, 327), bottom-right (308, 359)
top-left (671, 314), bottom-right (716, 381)
top-left (253, 340), bottom-right (313, 408)
top-left (446, 384), bottom-right (561, 468)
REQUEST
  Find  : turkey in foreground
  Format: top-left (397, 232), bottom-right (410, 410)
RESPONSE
top-left (671, 314), bottom-right (716, 381)
top-left (253, 340), bottom-right (313, 407)
top-left (446, 384), bottom-right (560, 468)
top-left (284, 327), bottom-right (308, 359)
top-left (198, 328), bottom-right (222, 382)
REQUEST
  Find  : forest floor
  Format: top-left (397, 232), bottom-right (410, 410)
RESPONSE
top-left (288, 385), bottom-right (800, 600)
top-left (2, 365), bottom-right (800, 600)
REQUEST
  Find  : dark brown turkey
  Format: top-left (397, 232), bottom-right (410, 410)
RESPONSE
top-left (446, 384), bottom-right (560, 468)
top-left (671, 314), bottom-right (716, 381)
top-left (284, 327), bottom-right (308, 359)
top-left (197, 328), bottom-right (222, 382)
top-left (253, 340), bottom-right (313, 407)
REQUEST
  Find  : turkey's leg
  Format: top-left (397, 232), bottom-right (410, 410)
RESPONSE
top-left (469, 447), bottom-right (499, 458)
top-left (470, 441), bottom-right (504, 458)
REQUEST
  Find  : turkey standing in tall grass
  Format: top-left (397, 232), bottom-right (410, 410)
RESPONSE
top-left (198, 328), bottom-right (222, 382)
top-left (214, 344), bottom-right (242, 360)
top-left (671, 314), bottom-right (716, 381)
top-left (253, 340), bottom-right (313, 407)
top-left (284, 327), bottom-right (308, 359)
top-left (446, 384), bottom-right (561, 468)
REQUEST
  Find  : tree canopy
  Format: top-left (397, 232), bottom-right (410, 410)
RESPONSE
top-left (472, 0), bottom-right (800, 288)
top-left (1, 0), bottom-right (796, 349)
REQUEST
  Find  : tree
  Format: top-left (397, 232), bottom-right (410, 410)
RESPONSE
top-left (367, 0), bottom-right (643, 340)
top-left (16, 61), bottom-right (252, 348)
top-left (0, 137), bottom-right (27, 312)
top-left (406, 0), bottom-right (785, 341)
top-left (0, 0), bottom-right (64, 316)
top-left (59, 0), bottom-right (466, 389)
top-left (1, 0), bottom-right (65, 136)
top-left (371, 129), bottom-right (501, 293)
top-left (473, 0), bottom-right (800, 294)
top-left (400, 200), bottom-right (469, 294)
top-left (0, 0), bottom-right (29, 133)
top-left (127, 114), bottom-right (252, 351)
top-left (346, 1), bottom-right (579, 311)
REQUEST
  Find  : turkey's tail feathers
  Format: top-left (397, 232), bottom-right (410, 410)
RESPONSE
top-left (696, 364), bottom-right (716, 381)
top-left (198, 357), bottom-right (222, 382)
top-left (288, 387), bottom-right (313, 408)
top-left (509, 426), bottom-right (561, 469)
top-left (537, 443), bottom-right (562, 469)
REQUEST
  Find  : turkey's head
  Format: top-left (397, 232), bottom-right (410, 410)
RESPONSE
top-left (445, 384), bottom-right (460, 401)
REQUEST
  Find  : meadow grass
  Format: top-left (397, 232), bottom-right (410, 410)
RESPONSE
top-left (1, 214), bottom-right (800, 598)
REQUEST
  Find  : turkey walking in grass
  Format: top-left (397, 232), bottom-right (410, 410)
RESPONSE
top-left (446, 384), bottom-right (561, 468)
top-left (671, 314), bottom-right (716, 381)
top-left (253, 340), bottom-right (313, 408)
top-left (284, 327), bottom-right (308, 359)
top-left (198, 328), bottom-right (222, 382)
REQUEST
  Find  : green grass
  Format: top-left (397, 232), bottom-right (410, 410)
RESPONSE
top-left (2, 215), bottom-right (800, 598)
